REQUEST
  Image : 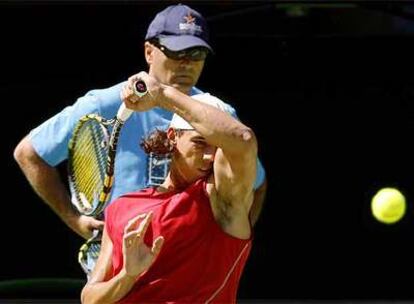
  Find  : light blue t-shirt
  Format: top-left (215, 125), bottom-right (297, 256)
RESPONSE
top-left (29, 81), bottom-right (266, 204)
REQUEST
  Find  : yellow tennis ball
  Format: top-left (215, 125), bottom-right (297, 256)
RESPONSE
top-left (371, 188), bottom-right (406, 224)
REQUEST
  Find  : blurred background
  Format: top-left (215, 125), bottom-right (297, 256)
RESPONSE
top-left (2, 1), bottom-right (414, 302)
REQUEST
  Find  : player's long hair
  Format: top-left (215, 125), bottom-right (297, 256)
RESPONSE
top-left (140, 129), bottom-right (183, 156)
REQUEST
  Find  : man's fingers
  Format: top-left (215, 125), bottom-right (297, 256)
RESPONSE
top-left (91, 219), bottom-right (104, 230)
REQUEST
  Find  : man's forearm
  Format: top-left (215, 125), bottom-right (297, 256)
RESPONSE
top-left (14, 137), bottom-right (79, 233)
top-left (24, 159), bottom-right (77, 224)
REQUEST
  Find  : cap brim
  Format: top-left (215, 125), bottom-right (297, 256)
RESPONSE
top-left (158, 35), bottom-right (213, 52)
top-left (170, 114), bottom-right (194, 130)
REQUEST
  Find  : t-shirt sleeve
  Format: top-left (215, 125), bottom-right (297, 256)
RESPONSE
top-left (254, 158), bottom-right (266, 190)
top-left (28, 93), bottom-right (104, 166)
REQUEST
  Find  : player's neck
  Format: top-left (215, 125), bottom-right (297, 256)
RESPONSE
top-left (158, 170), bottom-right (189, 193)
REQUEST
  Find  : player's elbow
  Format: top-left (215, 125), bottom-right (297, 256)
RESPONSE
top-left (239, 128), bottom-right (258, 156)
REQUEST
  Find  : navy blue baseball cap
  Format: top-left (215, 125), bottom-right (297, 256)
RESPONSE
top-left (145, 4), bottom-right (212, 52)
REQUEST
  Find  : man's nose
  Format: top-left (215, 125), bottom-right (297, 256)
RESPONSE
top-left (178, 57), bottom-right (192, 65)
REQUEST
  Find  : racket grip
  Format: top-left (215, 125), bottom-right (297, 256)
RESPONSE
top-left (133, 80), bottom-right (148, 97)
top-left (117, 103), bottom-right (134, 122)
top-left (118, 80), bottom-right (147, 122)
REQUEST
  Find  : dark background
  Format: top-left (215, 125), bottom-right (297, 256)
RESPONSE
top-left (2, 1), bottom-right (414, 301)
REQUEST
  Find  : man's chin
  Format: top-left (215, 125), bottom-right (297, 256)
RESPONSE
top-left (171, 83), bottom-right (193, 94)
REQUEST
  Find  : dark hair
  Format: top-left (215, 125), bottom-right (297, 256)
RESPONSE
top-left (140, 129), bottom-right (174, 156)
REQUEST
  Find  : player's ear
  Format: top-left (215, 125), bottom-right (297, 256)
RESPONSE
top-left (167, 128), bottom-right (177, 146)
top-left (144, 41), bottom-right (155, 65)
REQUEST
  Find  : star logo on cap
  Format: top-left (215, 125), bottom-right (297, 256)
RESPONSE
top-left (183, 12), bottom-right (196, 24)
top-left (179, 11), bottom-right (202, 33)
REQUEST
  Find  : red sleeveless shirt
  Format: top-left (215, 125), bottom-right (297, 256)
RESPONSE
top-left (104, 178), bottom-right (252, 303)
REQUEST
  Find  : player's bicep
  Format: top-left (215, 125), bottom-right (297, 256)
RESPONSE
top-left (213, 147), bottom-right (256, 205)
top-left (88, 226), bottom-right (113, 284)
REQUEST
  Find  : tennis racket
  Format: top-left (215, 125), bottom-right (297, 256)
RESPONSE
top-left (69, 80), bottom-right (147, 275)
top-left (68, 80), bottom-right (147, 216)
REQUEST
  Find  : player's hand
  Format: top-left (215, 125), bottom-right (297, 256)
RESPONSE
top-left (122, 212), bottom-right (164, 278)
top-left (73, 215), bottom-right (104, 239)
top-left (121, 72), bottom-right (164, 112)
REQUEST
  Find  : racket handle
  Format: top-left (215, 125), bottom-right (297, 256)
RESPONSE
top-left (118, 80), bottom-right (147, 122)
top-left (117, 103), bottom-right (134, 122)
top-left (133, 80), bottom-right (148, 97)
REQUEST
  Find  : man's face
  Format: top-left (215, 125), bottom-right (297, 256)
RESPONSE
top-left (145, 41), bottom-right (206, 94)
top-left (169, 129), bottom-right (216, 184)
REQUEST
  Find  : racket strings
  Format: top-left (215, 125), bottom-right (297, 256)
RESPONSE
top-left (70, 121), bottom-right (108, 210)
top-left (74, 136), bottom-right (104, 193)
top-left (78, 241), bottom-right (101, 274)
top-left (73, 138), bottom-right (101, 188)
top-left (73, 135), bottom-right (103, 195)
top-left (88, 242), bottom-right (101, 259)
top-left (79, 241), bottom-right (101, 261)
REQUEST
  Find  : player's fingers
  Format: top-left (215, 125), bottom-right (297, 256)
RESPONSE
top-left (151, 236), bottom-right (164, 256)
top-left (123, 230), bottom-right (139, 248)
top-left (121, 84), bottom-right (139, 104)
top-left (120, 86), bottom-right (128, 101)
top-left (124, 213), bottom-right (147, 234)
top-left (130, 95), bottom-right (139, 104)
top-left (128, 71), bottom-right (147, 85)
top-left (136, 211), bottom-right (153, 236)
top-left (121, 82), bottom-right (137, 98)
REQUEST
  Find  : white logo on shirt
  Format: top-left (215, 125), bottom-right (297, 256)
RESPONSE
top-left (147, 153), bottom-right (171, 186)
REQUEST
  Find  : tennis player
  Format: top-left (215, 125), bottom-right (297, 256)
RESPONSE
top-left (81, 72), bottom-right (257, 303)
